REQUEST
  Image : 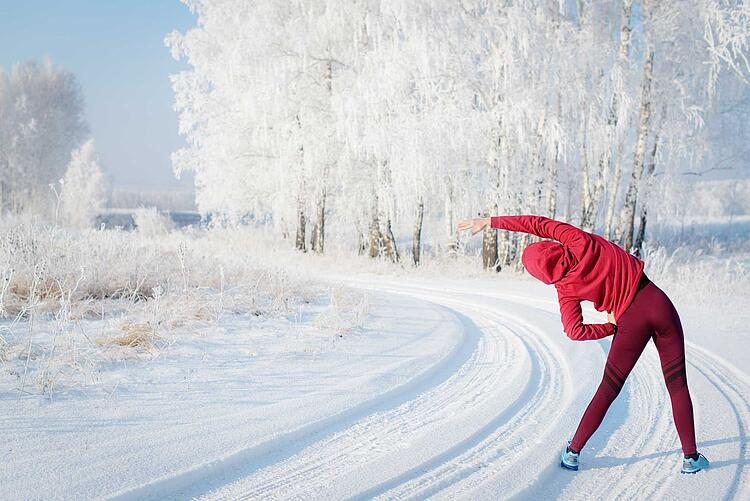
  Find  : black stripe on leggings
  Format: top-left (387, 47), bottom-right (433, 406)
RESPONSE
top-left (663, 356), bottom-right (685, 375)
top-left (605, 363), bottom-right (625, 386)
top-left (602, 372), bottom-right (622, 393)
top-left (664, 361), bottom-right (686, 378)
top-left (664, 368), bottom-right (687, 386)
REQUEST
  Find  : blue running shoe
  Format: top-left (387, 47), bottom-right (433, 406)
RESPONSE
top-left (560, 441), bottom-right (579, 471)
top-left (681, 453), bottom-right (709, 474)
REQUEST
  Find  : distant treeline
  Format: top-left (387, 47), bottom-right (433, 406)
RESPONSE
top-left (105, 188), bottom-right (196, 212)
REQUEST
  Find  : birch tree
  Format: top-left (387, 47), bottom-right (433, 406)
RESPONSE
top-left (165, 0), bottom-right (750, 266)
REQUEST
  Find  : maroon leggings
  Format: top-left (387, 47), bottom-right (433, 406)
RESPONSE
top-left (570, 278), bottom-right (697, 455)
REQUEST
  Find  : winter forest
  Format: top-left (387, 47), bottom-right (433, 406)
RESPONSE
top-left (166, 0), bottom-right (750, 266)
top-left (2, 1), bottom-right (750, 499)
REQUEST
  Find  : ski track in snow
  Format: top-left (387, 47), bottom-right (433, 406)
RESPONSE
top-left (110, 277), bottom-right (748, 500)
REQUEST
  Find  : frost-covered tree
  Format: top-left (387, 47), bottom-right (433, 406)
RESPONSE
top-left (59, 139), bottom-right (107, 229)
top-left (0, 59), bottom-right (88, 215)
top-left (167, 0), bottom-right (750, 265)
top-left (611, 0), bottom-right (750, 253)
top-left (167, 0), bottom-right (372, 255)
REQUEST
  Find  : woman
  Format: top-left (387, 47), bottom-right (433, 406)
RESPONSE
top-left (457, 215), bottom-right (709, 474)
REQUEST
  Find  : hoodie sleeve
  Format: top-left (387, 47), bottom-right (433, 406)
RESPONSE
top-left (557, 293), bottom-right (616, 341)
top-left (490, 215), bottom-right (589, 258)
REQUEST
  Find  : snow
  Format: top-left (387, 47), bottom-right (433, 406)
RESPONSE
top-left (2, 272), bottom-right (748, 500)
top-left (3, 1), bottom-right (750, 498)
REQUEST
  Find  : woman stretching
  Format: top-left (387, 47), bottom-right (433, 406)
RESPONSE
top-left (457, 215), bottom-right (709, 474)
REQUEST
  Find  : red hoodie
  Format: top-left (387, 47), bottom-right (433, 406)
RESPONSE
top-left (490, 215), bottom-right (645, 341)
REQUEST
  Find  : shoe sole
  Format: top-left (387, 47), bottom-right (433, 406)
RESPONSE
top-left (560, 461), bottom-right (578, 471)
top-left (681, 469), bottom-right (702, 474)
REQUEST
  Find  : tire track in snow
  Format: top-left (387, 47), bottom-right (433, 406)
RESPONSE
top-left (546, 347), bottom-right (673, 501)
top-left (359, 282), bottom-right (750, 500)
top-left (636, 342), bottom-right (750, 500)
top-left (591, 353), bottom-right (676, 501)
top-left (556, 340), bottom-right (750, 501)
top-left (206, 295), bottom-right (528, 500)
top-left (108, 302), bottom-right (478, 501)
top-left (362, 314), bottom-right (562, 499)
top-left (227, 311), bottom-right (516, 500)
top-left (112, 277), bottom-right (750, 500)
top-left (199, 285), bottom-right (570, 501)
top-left (348, 290), bottom-right (571, 500)
top-left (685, 344), bottom-right (750, 500)
top-left (455, 282), bottom-right (692, 500)
top-left (349, 281), bottom-right (750, 500)
top-left (390, 282), bottom-right (687, 501)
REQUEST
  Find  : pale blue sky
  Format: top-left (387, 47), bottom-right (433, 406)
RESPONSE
top-left (0, 0), bottom-right (196, 190)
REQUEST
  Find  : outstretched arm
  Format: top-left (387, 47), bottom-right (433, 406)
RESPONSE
top-left (489, 215), bottom-right (589, 256)
top-left (558, 295), bottom-right (616, 341)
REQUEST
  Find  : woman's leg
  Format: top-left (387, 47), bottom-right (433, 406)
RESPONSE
top-left (650, 288), bottom-right (697, 456)
top-left (570, 308), bottom-right (652, 453)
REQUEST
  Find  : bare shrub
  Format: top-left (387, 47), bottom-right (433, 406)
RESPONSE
top-left (313, 286), bottom-right (370, 337)
top-left (133, 207), bottom-right (175, 237)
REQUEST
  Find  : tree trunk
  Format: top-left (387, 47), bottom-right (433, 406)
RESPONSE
top-left (368, 205), bottom-right (383, 259)
top-left (529, 106), bottom-right (548, 245)
top-left (295, 201), bottom-right (306, 252)
top-left (619, 0), bottom-right (634, 61)
top-left (580, 108), bottom-right (610, 233)
top-left (533, 112), bottom-right (547, 214)
top-left (370, 214), bottom-right (383, 258)
top-left (504, 232), bottom-right (517, 266)
top-left (546, 141), bottom-right (559, 219)
top-left (412, 198), bottom-right (424, 266)
top-left (310, 60), bottom-right (333, 255)
top-left (634, 207), bottom-right (648, 259)
top-left (617, 50), bottom-right (654, 251)
top-left (444, 184), bottom-right (458, 256)
top-left (482, 226), bottom-right (499, 271)
top-left (310, 192), bottom-right (326, 254)
top-left (498, 227), bottom-right (509, 265)
top-left (545, 95), bottom-right (562, 219)
top-left (310, 220), bottom-right (317, 252)
top-left (380, 216), bottom-right (399, 263)
top-left (310, 160), bottom-right (330, 254)
top-left (356, 220), bottom-right (367, 255)
top-left (603, 155), bottom-right (621, 239)
top-left (633, 113), bottom-right (662, 257)
top-left (482, 206), bottom-right (500, 272)
top-left (599, 0), bottom-right (634, 238)
top-left (294, 115), bottom-right (306, 252)
top-left (497, 132), bottom-right (511, 264)
top-left (372, 160), bottom-right (398, 263)
top-left (580, 108), bottom-right (594, 230)
top-left (515, 233), bottom-right (529, 271)
top-left (485, 113), bottom-right (505, 267)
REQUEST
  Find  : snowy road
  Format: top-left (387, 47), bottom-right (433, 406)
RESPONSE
top-left (4, 276), bottom-right (749, 500)
top-left (112, 275), bottom-right (750, 500)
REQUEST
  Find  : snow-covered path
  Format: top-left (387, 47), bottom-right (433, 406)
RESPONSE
top-left (114, 275), bottom-right (750, 500)
top-left (4, 276), bottom-right (749, 500)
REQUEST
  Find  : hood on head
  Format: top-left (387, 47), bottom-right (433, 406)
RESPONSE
top-left (521, 241), bottom-right (573, 284)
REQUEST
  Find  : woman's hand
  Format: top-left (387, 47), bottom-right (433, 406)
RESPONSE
top-left (607, 312), bottom-right (616, 325)
top-left (457, 217), bottom-right (491, 236)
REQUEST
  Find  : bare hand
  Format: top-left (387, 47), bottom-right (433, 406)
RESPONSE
top-left (607, 312), bottom-right (616, 325)
top-left (457, 217), bottom-right (491, 236)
